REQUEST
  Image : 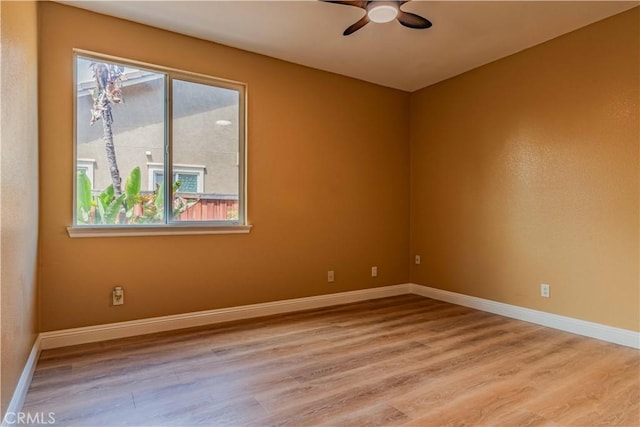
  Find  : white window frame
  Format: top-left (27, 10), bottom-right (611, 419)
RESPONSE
top-left (69, 50), bottom-right (250, 238)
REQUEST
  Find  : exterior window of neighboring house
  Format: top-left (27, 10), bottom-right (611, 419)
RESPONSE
top-left (72, 51), bottom-right (247, 235)
top-left (76, 159), bottom-right (96, 189)
top-left (147, 163), bottom-right (205, 194)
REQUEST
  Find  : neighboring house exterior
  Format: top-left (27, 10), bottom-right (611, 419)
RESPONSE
top-left (75, 57), bottom-right (241, 220)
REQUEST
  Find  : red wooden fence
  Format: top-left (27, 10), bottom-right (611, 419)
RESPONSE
top-left (177, 197), bottom-right (238, 221)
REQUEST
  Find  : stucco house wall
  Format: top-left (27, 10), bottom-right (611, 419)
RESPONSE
top-left (76, 61), bottom-right (240, 197)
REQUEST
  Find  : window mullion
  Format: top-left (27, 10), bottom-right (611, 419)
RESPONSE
top-left (165, 73), bottom-right (173, 224)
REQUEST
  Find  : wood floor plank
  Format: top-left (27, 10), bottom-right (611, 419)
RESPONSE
top-left (22, 295), bottom-right (640, 426)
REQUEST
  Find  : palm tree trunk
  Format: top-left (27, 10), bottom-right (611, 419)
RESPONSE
top-left (102, 104), bottom-right (122, 196)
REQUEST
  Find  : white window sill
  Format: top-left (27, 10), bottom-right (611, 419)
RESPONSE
top-left (67, 224), bottom-right (252, 238)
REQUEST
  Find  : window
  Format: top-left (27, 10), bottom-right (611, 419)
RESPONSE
top-left (76, 159), bottom-right (96, 189)
top-left (147, 163), bottom-right (205, 194)
top-left (72, 52), bottom-right (247, 236)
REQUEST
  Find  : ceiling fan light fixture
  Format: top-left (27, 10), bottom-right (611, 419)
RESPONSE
top-left (325, 0), bottom-right (431, 36)
top-left (367, 4), bottom-right (398, 23)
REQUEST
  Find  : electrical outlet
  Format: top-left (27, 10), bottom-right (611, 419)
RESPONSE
top-left (371, 266), bottom-right (378, 277)
top-left (327, 270), bottom-right (335, 283)
top-left (415, 255), bottom-right (421, 265)
top-left (112, 286), bottom-right (124, 306)
top-left (541, 284), bottom-right (550, 298)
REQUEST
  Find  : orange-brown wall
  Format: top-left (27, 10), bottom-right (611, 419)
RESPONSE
top-left (36, 3), bottom-right (640, 334)
top-left (0, 0), bottom-right (39, 416)
top-left (410, 8), bottom-right (639, 331)
top-left (38, 2), bottom-right (410, 331)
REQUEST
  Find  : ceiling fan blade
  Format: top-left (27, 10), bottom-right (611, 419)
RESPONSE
top-left (397, 11), bottom-right (432, 29)
top-left (343, 15), bottom-right (370, 35)
top-left (320, 0), bottom-right (367, 9)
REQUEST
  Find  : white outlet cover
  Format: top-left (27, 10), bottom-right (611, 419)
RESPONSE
top-left (113, 287), bottom-right (124, 305)
top-left (541, 284), bottom-right (550, 298)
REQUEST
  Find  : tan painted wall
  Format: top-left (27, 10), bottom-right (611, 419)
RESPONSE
top-left (38, 2), bottom-right (410, 331)
top-left (0, 0), bottom-right (39, 416)
top-left (410, 8), bottom-right (639, 331)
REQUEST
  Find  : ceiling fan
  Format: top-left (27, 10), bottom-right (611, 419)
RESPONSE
top-left (321, 1), bottom-right (433, 36)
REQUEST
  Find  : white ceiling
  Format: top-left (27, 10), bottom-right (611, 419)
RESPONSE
top-left (59, 1), bottom-right (638, 92)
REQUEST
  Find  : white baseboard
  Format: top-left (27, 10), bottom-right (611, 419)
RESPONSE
top-left (410, 284), bottom-right (640, 349)
top-left (2, 336), bottom-right (41, 427)
top-left (39, 284), bottom-right (411, 350)
top-left (39, 283), bottom-right (639, 350)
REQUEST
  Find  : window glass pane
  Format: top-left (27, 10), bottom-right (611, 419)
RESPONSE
top-left (75, 56), bottom-right (166, 225)
top-left (172, 79), bottom-right (240, 222)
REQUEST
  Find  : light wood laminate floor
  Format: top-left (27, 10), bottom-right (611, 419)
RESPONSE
top-left (23, 295), bottom-right (639, 426)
